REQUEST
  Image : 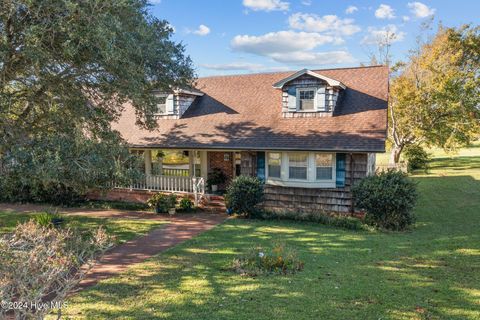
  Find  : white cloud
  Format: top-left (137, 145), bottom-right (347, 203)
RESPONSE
top-left (375, 4), bottom-right (396, 19)
top-left (231, 30), bottom-right (355, 66)
top-left (192, 24), bottom-right (210, 36)
top-left (302, 0), bottom-right (312, 6)
top-left (362, 25), bottom-right (406, 45)
top-left (268, 51), bottom-right (355, 65)
top-left (345, 5), bottom-right (358, 14)
top-left (243, 0), bottom-right (289, 12)
top-left (407, 2), bottom-right (435, 18)
top-left (402, 15), bottom-right (410, 22)
top-left (232, 31), bottom-right (336, 55)
top-left (201, 62), bottom-right (289, 72)
top-left (288, 13), bottom-right (361, 36)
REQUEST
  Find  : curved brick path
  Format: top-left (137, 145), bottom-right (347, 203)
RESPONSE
top-left (0, 203), bottom-right (227, 289)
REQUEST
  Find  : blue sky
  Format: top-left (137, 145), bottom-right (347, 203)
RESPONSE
top-left (148, 1), bottom-right (480, 77)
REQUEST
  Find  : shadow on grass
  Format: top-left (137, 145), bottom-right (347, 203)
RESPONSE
top-left (63, 175), bottom-right (480, 320)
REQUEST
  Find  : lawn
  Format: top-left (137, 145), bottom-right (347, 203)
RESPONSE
top-left (57, 147), bottom-right (480, 319)
top-left (0, 211), bottom-right (167, 244)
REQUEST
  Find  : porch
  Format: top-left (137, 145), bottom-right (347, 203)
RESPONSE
top-left (112, 148), bottom-right (251, 198)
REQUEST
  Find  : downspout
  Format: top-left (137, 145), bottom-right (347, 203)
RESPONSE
top-left (349, 153), bottom-right (355, 215)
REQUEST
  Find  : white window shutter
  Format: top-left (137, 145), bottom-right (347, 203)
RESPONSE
top-left (287, 87), bottom-right (297, 111)
top-left (166, 94), bottom-right (175, 114)
top-left (316, 87), bottom-right (326, 111)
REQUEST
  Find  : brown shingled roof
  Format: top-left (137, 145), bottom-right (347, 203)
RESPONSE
top-left (113, 65), bottom-right (388, 152)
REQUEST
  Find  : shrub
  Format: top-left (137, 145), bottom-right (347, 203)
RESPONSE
top-left (0, 221), bottom-right (112, 319)
top-left (250, 210), bottom-right (366, 231)
top-left (352, 170), bottom-right (417, 231)
top-left (147, 193), bottom-right (177, 214)
top-left (179, 197), bottom-right (194, 211)
top-left (232, 242), bottom-right (304, 276)
top-left (405, 145), bottom-right (430, 172)
top-left (33, 211), bottom-right (65, 228)
top-left (225, 175), bottom-right (264, 217)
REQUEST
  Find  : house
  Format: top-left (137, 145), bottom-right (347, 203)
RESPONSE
top-left (95, 65), bottom-right (388, 214)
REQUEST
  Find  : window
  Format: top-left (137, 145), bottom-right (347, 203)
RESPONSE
top-left (316, 153), bottom-right (333, 180)
top-left (268, 152), bottom-right (281, 178)
top-left (156, 96), bottom-right (167, 114)
top-left (298, 88), bottom-right (315, 111)
top-left (288, 153), bottom-right (308, 180)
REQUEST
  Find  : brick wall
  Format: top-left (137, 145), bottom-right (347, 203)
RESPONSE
top-left (208, 151), bottom-right (234, 190)
top-left (261, 153), bottom-right (368, 215)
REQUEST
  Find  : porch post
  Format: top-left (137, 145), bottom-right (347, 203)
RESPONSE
top-left (189, 150), bottom-right (195, 177)
top-left (144, 150), bottom-right (152, 175)
top-left (200, 150), bottom-right (208, 179)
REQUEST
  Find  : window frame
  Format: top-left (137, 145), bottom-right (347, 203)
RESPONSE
top-left (287, 152), bottom-right (309, 181)
top-left (154, 94), bottom-right (168, 115)
top-left (296, 87), bottom-right (317, 112)
top-left (315, 153), bottom-right (334, 181)
top-left (267, 152), bottom-right (282, 180)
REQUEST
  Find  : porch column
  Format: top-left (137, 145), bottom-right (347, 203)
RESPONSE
top-left (189, 150), bottom-right (194, 177)
top-left (200, 150), bottom-right (208, 179)
top-left (144, 149), bottom-right (152, 175)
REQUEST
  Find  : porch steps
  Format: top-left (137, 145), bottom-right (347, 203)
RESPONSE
top-left (200, 195), bottom-right (227, 213)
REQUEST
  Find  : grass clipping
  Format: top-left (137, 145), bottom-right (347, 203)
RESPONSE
top-left (232, 242), bottom-right (304, 276)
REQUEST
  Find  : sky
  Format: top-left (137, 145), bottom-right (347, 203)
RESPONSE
top-left (148, 0), bottom-right (480, 77)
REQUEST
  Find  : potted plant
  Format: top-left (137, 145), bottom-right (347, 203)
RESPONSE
top-left (207, 168), bottom-right (227, 193)
top-left (147, 193), bottom-right (177, 214)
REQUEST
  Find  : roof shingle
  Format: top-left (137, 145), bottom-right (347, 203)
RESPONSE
top-left (114, 65), bottom-right (389, 152)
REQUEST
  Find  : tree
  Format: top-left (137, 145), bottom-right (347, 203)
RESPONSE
top-left (0, 0), bottom-right (194, 198)
top-left (389, 25), bottom-right (480, 164)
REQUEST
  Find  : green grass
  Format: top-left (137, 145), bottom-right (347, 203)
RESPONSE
top-left (55, 147), bottom-right (480, 319)
top-left (0, 212), bottom-right (167, 244)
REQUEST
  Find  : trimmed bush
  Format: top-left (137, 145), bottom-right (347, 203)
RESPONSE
top-left (352, 170), bottom-right (417, 231)
top-left (225, 175), bottom-right (264, 217)
top-left (147, 193), bottom-right (177, 214)
top-left (405, 145), bottom-right (430, 172)
top-left (232, 242), bottom-right (304, 276)
top-left (179, 197), bottom-right (194, 211)
top-left (250, 210), bottom-right (366, 231)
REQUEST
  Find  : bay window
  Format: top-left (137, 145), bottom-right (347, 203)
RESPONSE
top-left (266, 152), bottom-right (336, 188)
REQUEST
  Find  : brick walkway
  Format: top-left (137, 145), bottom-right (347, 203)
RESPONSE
top-left (0, 203), bottom-right (227, 289)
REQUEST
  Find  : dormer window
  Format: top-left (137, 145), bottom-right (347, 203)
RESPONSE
top-left (273, 69), bottom-right (345, 117)
top-left (297, 88), bottom-right (316, 111)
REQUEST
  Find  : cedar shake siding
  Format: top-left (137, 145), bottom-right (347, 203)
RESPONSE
top-left (262, 153), bottom-right (368, 214)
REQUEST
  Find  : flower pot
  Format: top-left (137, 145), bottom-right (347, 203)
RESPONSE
top-left (168, 208), bottom-right (176, 215)
top-left (211, 185), bottom-right (218, 192)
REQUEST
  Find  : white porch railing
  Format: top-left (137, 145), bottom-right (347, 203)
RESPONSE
top-left (111, 175), bottom-right (205, 205)
top-left (115, 175), bottom-right (205, 194)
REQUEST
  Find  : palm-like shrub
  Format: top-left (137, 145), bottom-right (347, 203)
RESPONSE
top-left (352, 170), bottom-right (417, 231)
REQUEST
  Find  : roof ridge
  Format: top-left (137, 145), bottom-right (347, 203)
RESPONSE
top-left (197, 65), bottom-right (387, 80)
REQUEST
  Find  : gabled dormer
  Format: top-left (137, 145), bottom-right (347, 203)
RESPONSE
top-left (153, 88), bottom-right (204, 119)
top-left (273, 69), bottom-right (345, 118)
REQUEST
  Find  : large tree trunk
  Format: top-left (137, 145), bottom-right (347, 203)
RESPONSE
top-left (389, 145), bottom-right (403, 165)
